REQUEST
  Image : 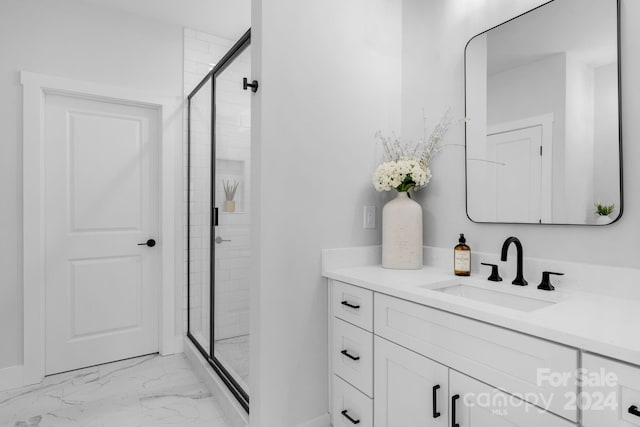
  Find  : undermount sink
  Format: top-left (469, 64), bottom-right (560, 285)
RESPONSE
top-left (428, 281), bottom-right (559, 312)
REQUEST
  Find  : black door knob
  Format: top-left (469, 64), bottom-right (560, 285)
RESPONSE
top-left (138, 239), bottom-right (156, 247)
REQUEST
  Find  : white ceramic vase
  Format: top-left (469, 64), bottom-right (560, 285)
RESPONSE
top-left (595, 215), bottom-right (611, 225)
top-left (382, 191), bottom-right (423, 269)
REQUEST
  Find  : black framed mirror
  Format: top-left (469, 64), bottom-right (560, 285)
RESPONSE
top-left (464, 0), bottom-right (622, 225)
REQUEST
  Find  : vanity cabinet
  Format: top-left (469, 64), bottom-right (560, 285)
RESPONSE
top-left (329, 279), bottom-right (578, 426)
top-left (375, 335), bottom-right (574, 427)
top-left (330, 281), bottom-right (374, 426)
top-left (374, 293), bottom-right (578, 421)
top-left (581, 353), bottom-right (640, 427)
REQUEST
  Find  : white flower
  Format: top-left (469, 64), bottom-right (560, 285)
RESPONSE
top-left (372, 158), bottom-right (430, 192)
top-left (372, 109), bottom-right (456, 193)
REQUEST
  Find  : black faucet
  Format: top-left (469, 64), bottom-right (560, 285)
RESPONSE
top-left (500, 237), bottom-right (528, 286)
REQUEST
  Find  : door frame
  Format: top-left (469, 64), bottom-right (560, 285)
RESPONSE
top-left (21, 71), bottom-right (183, 386)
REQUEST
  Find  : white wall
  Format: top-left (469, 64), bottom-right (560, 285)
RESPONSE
top-left (564, 54), bottom-right (596, 223)
top-left (250, 0), bottom-right (402, 424)
top-left (593, 62), bottom-right (620, 212)
top-left (402, 0), bottom-right (638, 268)
top-left (0, 0), bottom-right (183, 370)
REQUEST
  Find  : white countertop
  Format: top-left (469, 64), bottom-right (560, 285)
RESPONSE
top-left (324, 263), bottom-right (640, 366)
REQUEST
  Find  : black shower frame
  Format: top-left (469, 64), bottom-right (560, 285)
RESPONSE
top-left (186, 28), bottom-right (251, 413)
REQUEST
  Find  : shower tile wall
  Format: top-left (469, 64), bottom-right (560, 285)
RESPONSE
top-left (183, 29), bottom-right (251, 342)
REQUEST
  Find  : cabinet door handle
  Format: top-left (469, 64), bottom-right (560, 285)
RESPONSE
top-left (630, 405), bottom-right (640, 417)
top-left (341, 300), bottom-right (360, 309)
top-left (432, 384), bottom-right (441, 418)
top-left (452, 394), bottom-right (460, 427)
top-left (341, 409), bottom-right (361, 424)
top-left (340, 349), bottom-right (360, 361)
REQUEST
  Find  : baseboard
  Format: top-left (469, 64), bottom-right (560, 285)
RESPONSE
top-left (296, 413), bottom-right (331, 427)
top-left (0, 365), bottom-right (24, 392)
top-left (183, 337), bottom-right (249, 427)
top-left (160, 334), bottom-right (184, 356)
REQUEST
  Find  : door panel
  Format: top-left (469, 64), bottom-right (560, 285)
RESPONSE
top-left (69, 256), bottom-right (141, 338)
top-left (44, 93), bottom-right (159, 375)
top-left (487, 126), bottom-right (542, 223)
top-left (68, 111), bottom-right (143, 231)
top-left (374, 336), bottom-right (449, 427)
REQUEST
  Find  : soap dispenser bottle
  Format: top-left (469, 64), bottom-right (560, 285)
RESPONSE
top-left (454, 234), bottom-right (471, 276)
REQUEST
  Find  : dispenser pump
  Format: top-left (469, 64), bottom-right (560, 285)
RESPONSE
top-left (458, 234), bottom-right (466, 244)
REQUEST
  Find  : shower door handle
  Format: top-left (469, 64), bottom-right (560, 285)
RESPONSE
top-left (213, 207), bottom-right (219, 226)
top-left (215, 236), bottom-right (231, 244)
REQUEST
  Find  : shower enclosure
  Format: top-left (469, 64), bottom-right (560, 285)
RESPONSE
top-left (187, 30), bottom-right (251, 411)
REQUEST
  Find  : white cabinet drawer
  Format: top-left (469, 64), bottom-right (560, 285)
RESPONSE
top-left (331, 280), bottom-right (373, 332)
top-left (332, 375), bottom-right (373, 427)
top-left (374, 293), bottom-right (578, 421)
top-left (582, 353), bottom-right (640, 427)
top-left (332, 317), bottom-right (373, 397)
top-left (450, 370), bottom-right (575, 427)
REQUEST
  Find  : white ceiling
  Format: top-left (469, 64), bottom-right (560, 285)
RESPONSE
top-left (75, 0), bottom-right (251, 39)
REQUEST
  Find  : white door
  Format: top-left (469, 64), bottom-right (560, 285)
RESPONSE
top-left (487, 126), bottom-right (542, 223)
top-left (43, 92), bottom-right (159, 375)
top-left (449, 370), bottom-right (574, 427)
top-left (374, 336), bottom-right (449, 427)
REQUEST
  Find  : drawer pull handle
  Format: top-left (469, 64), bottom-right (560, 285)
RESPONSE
top-left (452, 394), bottom-right (460, 427)
top-left (341, 300), bottom-right (360, 309)
top-left (341, 409), bottom-right (361, 424)
top-left (630, 405), bottom-right (640, 417)
top-left (432, 384), bottom-right (441, 418)
top-left (340, 349), bottom-right (360, 361)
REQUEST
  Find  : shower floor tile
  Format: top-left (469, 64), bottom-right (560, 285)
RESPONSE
top-left (215, 334), bottom-right (249, 392)
top-left (0, 354), bottom-right (231, 427)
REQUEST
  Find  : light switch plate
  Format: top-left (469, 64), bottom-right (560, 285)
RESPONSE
top-left (364, 206), bottom-right (376, 229)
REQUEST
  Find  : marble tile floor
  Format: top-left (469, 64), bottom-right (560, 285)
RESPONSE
top-left (214, 335), bottom-right (249, 392)
top-left (0, 354), bottom-right (231, 427)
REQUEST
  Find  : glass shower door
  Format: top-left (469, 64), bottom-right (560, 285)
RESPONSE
top-left (188, 76), bottom-right (212, 353)
top-left (187, 30), bottom-right (251, 412)
top-left (213, 41), bottom-right (252, 395)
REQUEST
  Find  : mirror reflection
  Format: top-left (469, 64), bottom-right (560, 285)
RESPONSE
top-left (465, 0), bottom-right (621, 225)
